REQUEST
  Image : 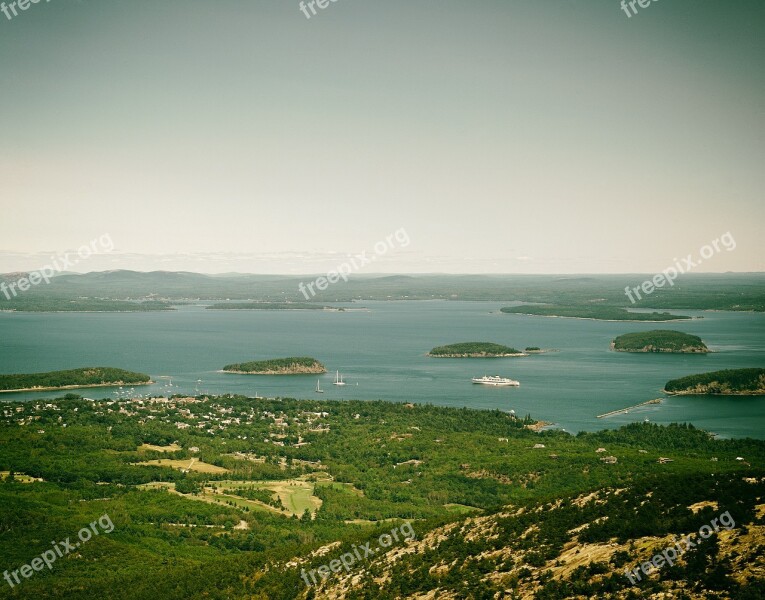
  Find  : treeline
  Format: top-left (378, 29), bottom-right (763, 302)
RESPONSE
top-left (0, 367), bottom-right (151, 391)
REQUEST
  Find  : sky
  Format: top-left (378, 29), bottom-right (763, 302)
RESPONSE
top-left (0, 0), bottom-right (763, 274)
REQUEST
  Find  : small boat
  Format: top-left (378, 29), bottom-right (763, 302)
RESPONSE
top-left (333, 370), bottom-right (346, 386)
top-left (471, 375), bottom-right (520, 387)
top-left (315, 379), bottom-right (324, 394)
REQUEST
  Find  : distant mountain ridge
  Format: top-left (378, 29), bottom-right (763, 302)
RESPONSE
top-left (1, 270), bottom-right (764, 310)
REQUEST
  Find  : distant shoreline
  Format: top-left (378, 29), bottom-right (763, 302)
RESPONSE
top-left (507, 312), bottom-right (696, 323)
top-left (0, 381), bottom-right (154, 394)
top-left (426, 352), bottom-right (528, 358)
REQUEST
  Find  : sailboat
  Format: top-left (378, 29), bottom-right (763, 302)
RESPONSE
top-left (333, 370), bottom-right (346, 386)
top-left (315, 379), bottom-right (324, 394)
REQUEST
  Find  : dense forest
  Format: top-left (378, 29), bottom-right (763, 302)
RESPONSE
top-left (0, 368), bottom-right (151, 391)
top-left (612, 330), bottom-right (709, 353)
top-left (222, 357), bottom-right (326, 374)
top-left (427, 342), bottom-right (524, 357)
top-left (0, 394), bottom-right (762, 598)
top-left (665, 368), bottom-right (765, 395)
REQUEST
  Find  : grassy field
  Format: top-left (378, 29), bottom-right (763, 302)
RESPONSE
top-left (138, 443), bottom-right (182, 453)
top-left (0, 471), bottom-right (43, 483)
top-left (217, 477), bottom-right (324, 516)
top-left (134, 458), bottom-right (230, 474)
top-left (142, 478), bottom-right (326, 517)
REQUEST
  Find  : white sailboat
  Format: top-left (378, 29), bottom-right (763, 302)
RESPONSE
top-left (333, 370), bottom-right (346, 386)
top-left (315, 379), bottom-right (324, 394)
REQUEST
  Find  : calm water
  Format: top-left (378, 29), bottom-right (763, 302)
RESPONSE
top-left (1, 302), bottom-right (764, 439)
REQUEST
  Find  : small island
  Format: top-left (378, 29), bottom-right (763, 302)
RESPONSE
top-left (0, 367), bottom-right (152, 393)
top-left (612, 330), bottom-right (709, 353)
top-left (664, 368), bottom-right (765, 395)
top-left (427, 342), bottom-right (526, 358)
top-left (222, 357), bottom-right (326, 375)
top-left (500, 305), bottom-right (691, 322)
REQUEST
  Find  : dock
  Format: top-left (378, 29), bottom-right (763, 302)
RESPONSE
top-left (597, 398), bottom-right (662, 419)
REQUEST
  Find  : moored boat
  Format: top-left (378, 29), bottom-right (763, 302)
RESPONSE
top-left (471, 375), bottom-right (520, 387)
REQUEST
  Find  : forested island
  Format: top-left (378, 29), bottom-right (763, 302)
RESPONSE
top-left (427, 342), bottom-right (526, 357)
top-left (612, 330), bottom-right (709, 353)
top-left (222, 357), bottom-right (326, 374)
top-left (501, 305), bottom-right (691, 321)
top-left (0, 367), bottom-right (152, 392)
top-left (665, 368), bottom-right (765, 395)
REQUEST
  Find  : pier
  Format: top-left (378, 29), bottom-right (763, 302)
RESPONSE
top-left (597, 398), bottom-right (662, 419)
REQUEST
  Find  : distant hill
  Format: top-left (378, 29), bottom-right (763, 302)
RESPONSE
top-left (1, 271), bottom-right (764, 309)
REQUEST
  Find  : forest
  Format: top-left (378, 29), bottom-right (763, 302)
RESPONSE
top-left (0, 393), bottom-right (762, 598)
top-left (0, 368), bottom-right (151, 392)
top-left (664, 368), bottom-right (765, 395)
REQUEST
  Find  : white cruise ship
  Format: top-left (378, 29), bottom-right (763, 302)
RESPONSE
top-left (471, 375), bottom-right (520, 387)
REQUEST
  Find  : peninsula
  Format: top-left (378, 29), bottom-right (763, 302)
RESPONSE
top-left (664, 368), bottom-right (765, 395)
top-left (222, 357), bottom-right (326, 375)
top-left (0, 367), bottom-right (152, 393)
top-left (427, 342), bottom-right (526, 357)
top-left (612, 330), bottom-right (709, 353)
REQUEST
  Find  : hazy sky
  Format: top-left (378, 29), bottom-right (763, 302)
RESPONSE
top-left (1, 0), bottom-right (763, 274)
